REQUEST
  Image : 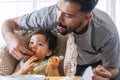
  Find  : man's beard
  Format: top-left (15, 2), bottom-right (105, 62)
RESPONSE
top-left (49, 22), bottom-right (67, 35)
top-left (50, 22), bottom-right (82, 35)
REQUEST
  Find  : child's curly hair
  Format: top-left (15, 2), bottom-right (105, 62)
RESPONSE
top-left (29, 28), bottom-right (58, 52)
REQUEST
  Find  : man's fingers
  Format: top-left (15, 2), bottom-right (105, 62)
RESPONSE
top-left (95, 69), bottom-right (111, 78)
top-left (10, 49), bottom-right (24, 60)
top-left (20, 46), bottom-right (34, 56)
top-left (92, 74), bottom-right (109, 80)
top-left (93, 65), bottom-right (112, 78)
top-left (11, 49), bottom-right (31, 61)
top-left (10, 52), bottom-right (20, 60)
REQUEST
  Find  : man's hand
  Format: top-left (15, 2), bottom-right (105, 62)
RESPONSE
top-left (92, 73), bottom-right (110, 80)
top-left (1, 18), bottom-right (34, 60)
top-left (92, 65), bottom-right (111, 80)
top-left (8, 36), bottom-right (34, 60)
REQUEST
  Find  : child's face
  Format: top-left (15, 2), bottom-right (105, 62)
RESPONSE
top-left (28, 34), bottom-right (52, 60)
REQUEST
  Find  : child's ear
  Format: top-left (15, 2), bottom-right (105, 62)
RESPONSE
top-left (45, 50), bottom-right (52, 56)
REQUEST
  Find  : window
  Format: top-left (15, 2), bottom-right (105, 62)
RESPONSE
top-left (0, 0), bottom-right (120, 46)
top-left (0, 0), bottom-right (58, 46)
top-left (96, 0), bottom-right (120, 35)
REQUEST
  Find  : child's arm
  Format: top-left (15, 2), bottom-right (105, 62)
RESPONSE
top-left (13, 56), bottom-right (37, 75)
top-left (47, 56), bottom-right (63, 76)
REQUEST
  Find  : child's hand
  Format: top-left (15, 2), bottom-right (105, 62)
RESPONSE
top-left (20, 56), bottom-right (37, 74)
top-left (47, 56), bottom-right (60, 70)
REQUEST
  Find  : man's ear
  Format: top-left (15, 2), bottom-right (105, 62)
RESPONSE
top-left (75, 13), bottom-right (92, 33)
top-left (45, 50), bottom-right (52, 57)
top-left (85, 13), bottom-right (92, 20)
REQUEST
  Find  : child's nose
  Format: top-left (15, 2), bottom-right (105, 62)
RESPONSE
top-left (30, 45), bottom-right (37, 52)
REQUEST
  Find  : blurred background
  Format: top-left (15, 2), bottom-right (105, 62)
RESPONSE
top-left (0, 0), bottom-right (120, 46)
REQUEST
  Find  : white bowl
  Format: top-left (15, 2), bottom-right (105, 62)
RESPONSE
top-left (0, 75), bottom-right (45, 80)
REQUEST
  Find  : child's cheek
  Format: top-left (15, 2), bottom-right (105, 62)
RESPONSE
top-left (36, 49), bottom-right (43, 58)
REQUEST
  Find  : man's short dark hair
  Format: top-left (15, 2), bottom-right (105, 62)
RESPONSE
top-left (65, 0), bottom-right (98, 13)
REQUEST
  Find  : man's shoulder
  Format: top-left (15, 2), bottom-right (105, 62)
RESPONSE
top-left (92, 8), bottom-right (111, 23)
top-left (37, 4), bottom-right (57, 15)
top-left (91, 8), bottom-right (117, 34)
top-left (36, 4), bottom-right (57, 26)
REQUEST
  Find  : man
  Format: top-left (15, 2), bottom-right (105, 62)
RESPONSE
top-left (1, 0), bottom-right (120, 80)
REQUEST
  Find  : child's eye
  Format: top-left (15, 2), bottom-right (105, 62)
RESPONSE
top-left (30, 41), bottom-right (34, 44)
top-left (38, 43), bottom-right (43, 46)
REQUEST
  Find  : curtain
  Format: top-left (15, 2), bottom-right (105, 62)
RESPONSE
top-left (96, 0), bottom-right (120, 35)
top-left (108, 0), bottom-right (120, 35)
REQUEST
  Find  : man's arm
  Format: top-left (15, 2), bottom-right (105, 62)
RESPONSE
top-left (92, 65), bottom-right (118, 80)
top-left (1, 18), bottom-right (34, 60)
top-left (2, 18), bottom-right (20, 44)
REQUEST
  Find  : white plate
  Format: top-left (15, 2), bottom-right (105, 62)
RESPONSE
top-left (0, 75), bottom-right (45, 80)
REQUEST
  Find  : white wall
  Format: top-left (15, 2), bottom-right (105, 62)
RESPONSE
top-left (0, 0), bottom-right (120, 46)
top-left (0, 0), bottom-right (58, 46)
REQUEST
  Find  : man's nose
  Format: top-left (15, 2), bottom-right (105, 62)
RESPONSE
top-left (57, 10), bottom-right (64, 23)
